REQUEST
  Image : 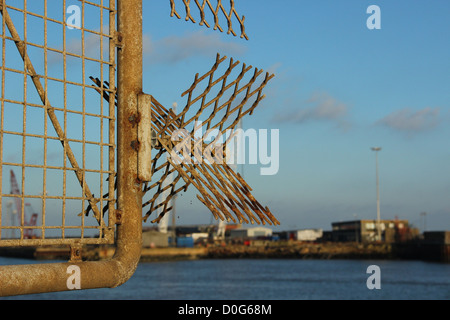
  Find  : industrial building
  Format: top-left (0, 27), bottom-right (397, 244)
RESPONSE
top-left (142, 229), bottom-right (169, 248)
top-left (331, 219), bottom-right (416, 243)
top-left (229, 227), bottom-right (273, 239)
top-left (280, 229), bottom-right (323, 242)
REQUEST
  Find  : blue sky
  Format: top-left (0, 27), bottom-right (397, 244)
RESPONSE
top-left (141, 1), bottom-right (450, 232)
top-left (1, 1), bottom-right (448, 234)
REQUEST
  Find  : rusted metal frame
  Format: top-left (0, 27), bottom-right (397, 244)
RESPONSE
top-left (0, 132), bottom-right (113, 152)
top-left (0, 0), bottom-right (142, 297)
top-left (0, 236), bottom-right (110, 247)
top-left (42, 0), bottom-right (48, 240)
top-left (107, 0), bottom-right (117, 229)
top-left (0, 96), bottom-right (114, 121)
top-left (21, 0), bottom-right (28, 239)
top-left (0, 2), bottom-right (105, 228)
top-left (112, 0), bottom-right (143, 285)
top-left (0, 0), bottom-right (6, 239)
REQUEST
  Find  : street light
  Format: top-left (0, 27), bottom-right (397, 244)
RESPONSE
top-left (420, 211), bottom-right (428, 233)
top-left (371, 147), bottom-right (382, 241)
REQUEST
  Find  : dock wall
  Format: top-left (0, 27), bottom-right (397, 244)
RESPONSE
top-left (1, 241), bottom-right (448, 263)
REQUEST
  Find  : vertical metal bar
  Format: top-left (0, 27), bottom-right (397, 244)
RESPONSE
top-left (108, 0), bottom-right (116, 229)
top-left (42, 0), bottom-right (48, 240)
top-left (21, 0), bottom-right (27, 240)
top-left (376, 150), bottom-right (381, 241)
top-left (99, 0), bottom-right (105, 238)
top-left (62, 0), bottom-right (68, 240)
top-left (81, 0), bottom-right (86, 240)
top-left (115, 0), bottom-right (143, 257)
top-left (0, 0), bottom-right (4, 239)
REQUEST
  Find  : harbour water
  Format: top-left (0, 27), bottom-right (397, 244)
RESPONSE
top-left (0, 257), bottom-right (449, 300)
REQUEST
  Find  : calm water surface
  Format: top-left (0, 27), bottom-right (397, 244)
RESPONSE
top-left (0, 257), bottom-right (448, 300)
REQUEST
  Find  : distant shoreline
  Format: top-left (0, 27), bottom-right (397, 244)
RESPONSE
top-left (1, 241), bottom-right (447, 263)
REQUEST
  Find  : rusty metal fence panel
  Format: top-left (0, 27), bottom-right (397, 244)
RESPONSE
top-left (0, 0), bottom-right (277, 296)
top-left (0, 0), bottom-right (117, 246)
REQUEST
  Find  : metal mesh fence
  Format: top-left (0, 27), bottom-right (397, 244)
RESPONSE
top-left (169, 0), bottom-right (248, 40)
top-left (0, 0), bottom-right (117, 246)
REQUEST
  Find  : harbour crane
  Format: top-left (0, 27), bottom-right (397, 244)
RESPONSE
top-left (9, 170), bottom-right (38, 239)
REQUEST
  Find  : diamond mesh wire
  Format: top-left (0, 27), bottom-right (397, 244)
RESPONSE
top-left (169, 0), bottom-right (248, 40)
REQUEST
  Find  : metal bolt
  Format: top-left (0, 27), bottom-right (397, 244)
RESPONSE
top-left (130, 140), bottom-right (140, 151)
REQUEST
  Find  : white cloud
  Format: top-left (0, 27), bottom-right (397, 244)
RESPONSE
top-left (143, 30), bottom-right (246, 64)
top-left (273, 91), bottom-right (351, 130)
top-left (376, 107), bottom-right (441, 133)
top-left (50, 29), bottom-right (245, 67)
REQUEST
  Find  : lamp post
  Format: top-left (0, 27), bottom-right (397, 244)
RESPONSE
top-left (420, 211), bottom-right (427, 233)
top-left (371, 147), bottom-right (382, 241)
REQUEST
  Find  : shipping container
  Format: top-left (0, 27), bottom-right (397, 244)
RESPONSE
top-left (176, 236), bottom-right (194, 248)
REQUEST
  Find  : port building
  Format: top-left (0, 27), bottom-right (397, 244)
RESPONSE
top-left (229, 227), bottom-right (273, 239)
top-left (331, 219), bottom-right (417, 243)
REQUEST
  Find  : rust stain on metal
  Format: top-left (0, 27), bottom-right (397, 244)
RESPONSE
top-left (69, 244), bottom-right (83, 263)
top-left (115, 210), bottom-right (123, 225)
top-left (129, 112), bottom-right (141, 127)
top-left (130, 140), bottom-right (141, 151)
